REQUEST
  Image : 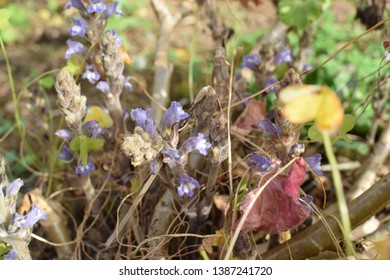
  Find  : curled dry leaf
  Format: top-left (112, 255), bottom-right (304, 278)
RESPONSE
top-left (234, 158), bottom-right (310, 234)
top-left (232, 100), bottom-right (265, 136)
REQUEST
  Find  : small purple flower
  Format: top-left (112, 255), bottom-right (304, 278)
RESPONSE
top-left (289, 143), bottom-right (305, 158)
top-left (240, 53), bottom-right (261, 71)
top-left (250, 153), bottom-right (281, 172)
top-left (58, 145), bottom-right (74, 161)
top-left (123, 76), bottom-right (133, 92)
top-left (130, 108), bottom-right (151, 126)
top-left (6, 178), bottom-right (23, 198)
top-left (65, 39), bottom-right (87, 60)
top-left (84, 120), bottom-right (105, 138)
top-left (177, 176), bottom-right (200, 198)
top-left (55, 129), bottom-right (73, 142)
top-left (12, 205), bottom-right (47, 228)
top-left (257, 120), bottom-right (282, 139)
top-left (104, 1), bottom-right (123, 18)
top-left (264, 77), bottom-right (280, 94)
top-left (161, 101), bottom-right (189, 130)
top-left (87, 0), bottom-right (107, 14)
top-left (162, 148), bottom-right (183, 162)
top-left (75, 160), bottom-right (96, 176)
top-left (65, 0), bottom-right (86, 10)
top-left (182, 133), bottom-right (211, 155)
top-left (304, 153), bottom-right (323, 176)
top-left (96, 81), bottom-right (110, 94)
top-left (70, 17), bottom-right (88, 37)
top-left (3, 249), bottom-right (17, 260)
top-left (130, 108), bottom-right (157, 136)
top-left (82, 64), bottom-right (101, 84)
top-left (274, 49), bottom-right (293, 64)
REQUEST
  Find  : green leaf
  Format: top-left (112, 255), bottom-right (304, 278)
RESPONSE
top-left (6, 4), bottom-right (29, 27)
top-left (38, 76), bottom-right (55, 89)
top-left (64, 55), bottom-right (84, 76)
top-left (308, 125), bottom-right (322, 141)
top-left (0, 8), bottom-right (11, 30)
top-left (0, 241), bottom-right (10, 256)
top-left (69, 136), bottom-right (104, 165)
top-left (340, 114), bottom-right (356, 134)
top-left (278, 0), bottom-right (326, 31)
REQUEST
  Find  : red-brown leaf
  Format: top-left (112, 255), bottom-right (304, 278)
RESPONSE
top-left (232, 100), bottom-right (265, 136)
top-left (235, 158), bottom-right (309, 234)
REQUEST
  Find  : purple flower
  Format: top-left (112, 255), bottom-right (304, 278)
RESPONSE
top-left (3, 249), bottom-right (17, 260)
top-left (289, 143), bottom-right (305, 158)
top-left (96, 81), bottom-right (110, 94)
top-left (65, 39), bottom-right (87, 60)
top-left (6, 178), bottom-right (23, 198)
top-left (130, 108), bottom-right (157, 136)
top-left (177, 176), bottom-right (200, 197)
top-left (82, 64), bottom-right (101, 84)
top-left (84, 120), bottom-right (105, 138)
top-left (58, 145), bottom-right (74, 161)
top-left (104, 1), bottom-right (123, 18)
top-left (274, 49), bottom-right (293, 64)
top-left (305, 153), bottom-right (323, 176)
top-left (161, 101), bottom-right (189, 130)
top-left (182, 133), bottom-right (211, 155)
top-left (55, 129), bottom-right (72, 142)
top-left (75, 160), bottom-right (96, 176)
top-left (250, 153), bottom-right (281, 172)
top-left (65, 0), bottom-right (86, 10)
top-left (257, 120), bottom-right (282, 139)
top-left (70, 18), bottom-right (88, 37)
top-left (123, 76), bottom-right (133, 92)
top-left (12, 205), bottom-right (47, 228)
top-left (87, 0), bottom-right (107, 14)
top-left (264, 77), bottom-right (280, 94)
top-left (240, 53), bottom-right (261, 71)
top-left (162, 148), bottom-right (183, 162)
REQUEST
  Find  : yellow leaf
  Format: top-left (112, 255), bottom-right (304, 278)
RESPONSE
top-left (84, 106), bottom-right (113, 128)
top-left (279, 85), bottom-right (343, 134)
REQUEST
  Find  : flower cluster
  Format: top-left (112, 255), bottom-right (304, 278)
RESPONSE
top-left (122, 102), bottom-right (211, 198)
top-left (56, 118), bottom-right (105, 176)
top-left (64, 0), bottom-right (131, 97)
top-left (55, 70), bottom-right (107, 177)
top-left (252, 119), bottom-right (323, 176)
top-left (0, 157), bottom-right (46, 260)
top-left (240, 49), bottom-right (294, 95)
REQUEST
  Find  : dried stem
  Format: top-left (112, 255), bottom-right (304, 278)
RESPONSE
top-left (106, 174), bottom-right (157, 247)
top-left (147, 188), bottom-right (176, 259)
top-left (349, 119), bottom-right (390, 200)
top-left (150, 0), bottom-right (192, 122)
top-left (30, 192), bottom-right (74, 259)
